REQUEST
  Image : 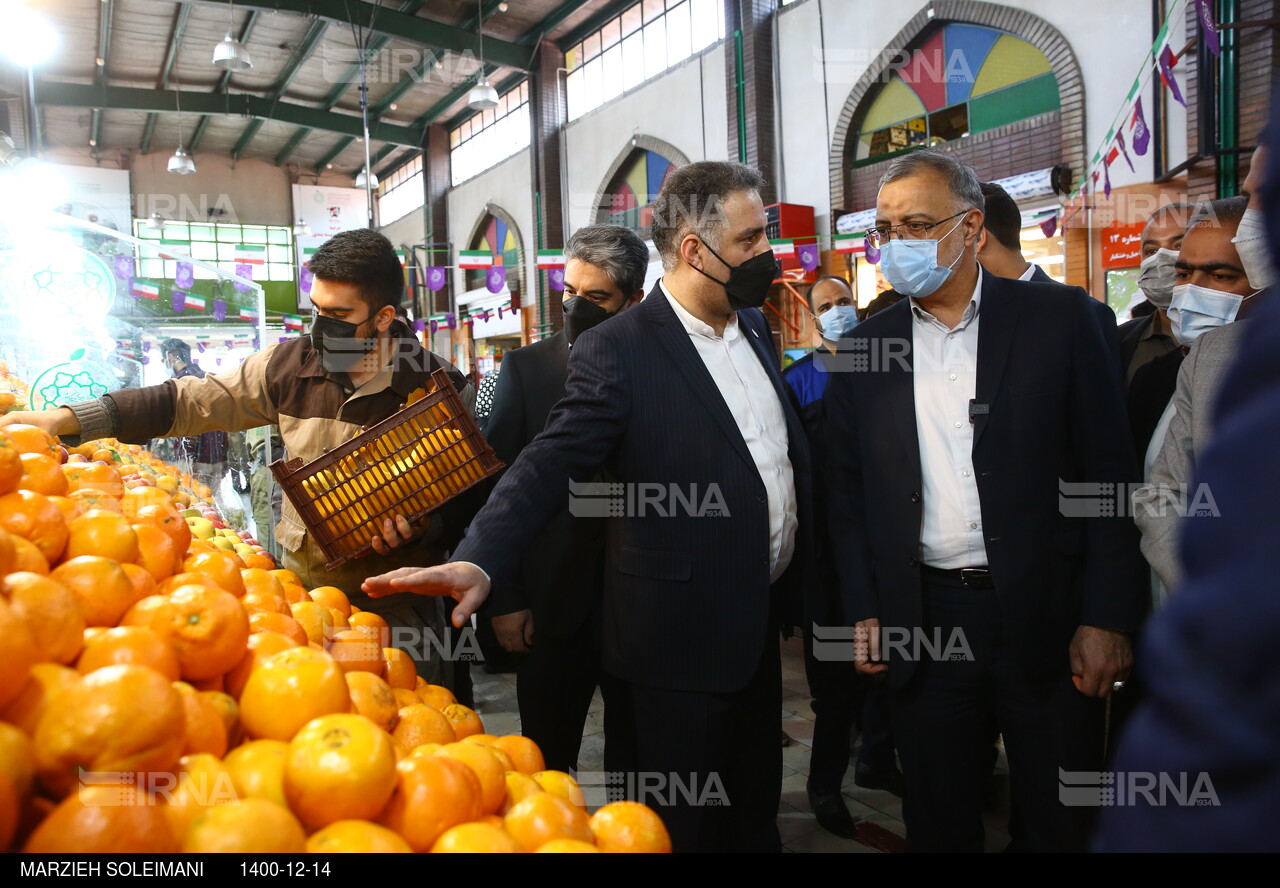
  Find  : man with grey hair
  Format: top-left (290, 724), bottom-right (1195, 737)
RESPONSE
top-left (825, 148), bottom-right (1144, 851)
top-left (365, 162), bottom-right (812, 852)
top-left (480, 224), bottom-right (647, 774)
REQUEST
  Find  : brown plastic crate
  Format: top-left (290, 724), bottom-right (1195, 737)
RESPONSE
top-left (270, 368), bottom-right (503, 569)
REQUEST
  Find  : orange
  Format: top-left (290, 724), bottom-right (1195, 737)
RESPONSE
top-left (349, 611), bottom-right (390, 646)
top-left (534, 770), bottom-right (587, 808)
top-left (328, 629), bottom-right (383, 674)
top-left (165, 752), bottom-right (237, 841)
top-left (2, 571), bottom-right (85, 665)
top-left (132, 502), bottom-right (191, 555)
top-left (146, 584), bottom-right (249, 681)
top-left (190, 673), bottom-right (224, 693)
top-left (0, 431), bottom-right (22, 495)
top-left (0, 596), bottom-right (37, 711)
top-left (18, 452), bottom-right (68, 496)
top-left (48, 495), bottom-right (82, 524)
top-left (491, 734), bottom-right (546, 776)
top-left (120, 563), bottom-right (158, 604)
top-left (182, 550), bottom-right (246, 596)
top-left (241, 568), bottom-right (285, 602)
top-left (76, 626), bottom-right (181, 680)
top-left (270, 568), bottom-right (303, 587)
top-left (393, 687), bottom-right (422, 710)
top-left (308, 585), bottom-right (351, 618)
top-left (290, 600), bottom-right (334, 646)
top-left (0, 721), bottom-right (36, 800)
top-left (64, 511), bottom-right (139, 562)
top-left (0, 526), bottom-right (12, 576)
top-left (307, 819), bottom-right (413, 853)
top-left (280, 582), bottom-right (309, 604)
top-left (535, 838), bottom-right (602, 852)
top-left (60, 461), bottom-right (122, 496)
top-left (182, 799), bottom-right (306, 853)
top-left (119, 594), bottom-right (169, 628)
top-left (242, 584), bottom-right (290, 615)
top-left (157, 571), bottom-right (224, 597)
top-left (328, 607), bottom-right (350, 630)
top-left (284, 713), bottom-right (398, 830)
top-left (0, 663), bottom-right (80, 734)
top-left (4, 424), bottom-right (58, 459)
top-left (239, 646), bottom-right (350, 741)
top-left (242, 553), bottom-right (276, 571)
top-left (201, 690), bottom-right (241, 748)
top-left (66, 488), bottom-right (122, 514)
top-left (224, 630), bottom-right (300, 699)
top-left (344, 671), bottom-right (399, 732)
top-left (248, 610), bottom-right (309, 647)
top-left (431, 821), bottom-right (522, 853)
top-left (50, 556), bottom-right (135, 628)
top-left (34, 664), bottom-right (185, 798)
top-left (90, 448), bottom-right (115, 465)
top-left (10, 534), bottom-right (49, 574)
top-left (120, 486), bottom-right (172, 522)
top-left (435, 741), bottom-right (505, 815)
top-left (378, 754), bottom-right (483, 852)
top-left (500, 770), bottom-right (544, 815)
top-left (382, 646), bottom-right (417, 690)
top-left (174, 681), bottom-right (228, 758)
top-left (503, 792), bottom-right (593, 852)
top-left (0, 489), bottom-right (68, 563)
top-left (417, 683), bottom-right (457, 711)
top-left (589, 801), bottom-right (672, 852)
top-left (442, 702), bottom-right (484, 740)
top-left (132, 524), bottom-right (178, 582)
top-left (392, 704), bottom-right (456, 752)
top-left (407, 743), bottom-right (445, 758)
top-left (24, 785), bottom-right (178, 853)
top-left (223, 739), bottom-right (290, 808)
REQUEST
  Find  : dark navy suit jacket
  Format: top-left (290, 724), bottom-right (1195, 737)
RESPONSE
top-left (454, 284), bottom-right (812, 694)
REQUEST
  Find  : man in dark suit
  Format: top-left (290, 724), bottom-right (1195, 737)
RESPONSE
top-left (482, 224), bottom-right (648, 773)
top-left (826, 149), bottom-right (1144, 852)
top-left (365, 161), bottom-right (811, 853)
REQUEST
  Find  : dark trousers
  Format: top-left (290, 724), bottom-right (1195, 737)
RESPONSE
top-left (616, 634), bottom-right (783, 853)
top-left (802, 631), bottom-right (896, 790)
top-left (892, 572), bottom-right (1104, 852)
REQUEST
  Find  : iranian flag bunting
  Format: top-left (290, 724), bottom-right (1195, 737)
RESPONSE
top-left (234, 244), bottom-right (267, 265)
top-left (458, 251), bottom-right (495, 269)
top-left (536, 250), bottom-right (565, 269)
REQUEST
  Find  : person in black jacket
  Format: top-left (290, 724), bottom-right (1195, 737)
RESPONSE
top-left (482, 224), bottom-right (647, 773)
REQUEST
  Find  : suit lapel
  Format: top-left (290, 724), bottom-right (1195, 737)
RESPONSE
top-left (882, 303), bottom-right (918, 454)
top-left (973, 274), bottom-right (1018, 449)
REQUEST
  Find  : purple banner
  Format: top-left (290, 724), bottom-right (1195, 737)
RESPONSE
top-left (486, 266), bottom-right (507, 294)
top-left (1131, 97), bottom-right (1150, 156)
top-left (864, 242), bottom-right (881, 265)
top-left (1103, 159), bottom-right (1112, 199)
top-left (429, 320), bottom-right (439, 335)
top-left (1039, 215), bottom-right (1058, 239)
top-left (234, 263), bottom-right (254, 294)
top-left (425, 267), bottom-right (446, 292)
top-left (547, 267), bottom-right (565, 291)
top-left (172, 290), bottom-right (186, 313)
top-left (412, 318), bottom-right (426, 333)
top-left (113, 255), bottom-right (134, 281)
top-left (1116, 131), bottom-right (1135, 172)
top-left (213, 300), bottom-right (227, 323)
top-left (797, 243), bottom-right (819, 272)
top-left (445, 313), bottom-right (456, 330)
top-left (175, 261), bottom-right (194, 290)
top-left (1195, 0), bottom-right (1220, 56)
top-left (1159, 46), bottom-right (1186, 107)
top-left (299, 266), bottom-right (313, 295)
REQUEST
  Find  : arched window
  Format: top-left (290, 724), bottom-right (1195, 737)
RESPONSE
top-left (855, 24), bottom-right (1060, 164)
top-left (466, 212), bottom-right (521, 293)
top-left (602, 149), bottom-right (678, 233)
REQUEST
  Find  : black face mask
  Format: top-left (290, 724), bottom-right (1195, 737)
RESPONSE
top-left (310, 313), bottom-right (378, 372)
top-left (691, 240), bottom-right (779, 311)
top-left (563, 296), bottom-right (616, 345)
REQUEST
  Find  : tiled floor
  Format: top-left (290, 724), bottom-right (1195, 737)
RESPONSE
top-left (467, 635), bottom-right (1013, 852)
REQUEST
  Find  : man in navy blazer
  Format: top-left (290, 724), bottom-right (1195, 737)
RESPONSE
top-left (826, 150), bottom-right (1144, 851)
top-left (366, 161), bottom-right (811, 852)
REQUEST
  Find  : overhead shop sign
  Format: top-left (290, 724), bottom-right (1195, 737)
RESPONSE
top-left (836, 168), bottom-right (1055, 235)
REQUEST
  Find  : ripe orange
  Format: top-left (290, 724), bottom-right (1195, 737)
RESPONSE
top-left (223, 739), bottom-right (290, 808)
top-left (0, 526), bottom-right (12, 576)
top-left (247, 611), bottom-right (309, 647)
top-left (290, 600), bottom-right (334, 646)
top-left (417, 683), bottom-right (457, 711)
top-left (165, 752), bottom-right (237, 841)
top-left (344, 671), bottom-right (399, 732)
top-left (239, 647), bottom-right (350, 742)
top-left (0, 489), bottom-right (68, 563)
top-left (64, 511), bottom-right (139, 563)
top-left (132, 524), bottom-right (178, 582)
top-left (132, 503), bottom-right (191, 555)
top-left (0, 596), bottom-right (38, 711)
top-left (307, 819), bottom-right (413, 853)
top-left (201, 690), bottom-right (241, 749)
top-left (76, 626), bottom-right (181, 681)
top-left (392, 704), bottom-right (456, 752)
top-left (435, 741), bottom-right (506, 815)
top-left (589, 801), bottom-right (672, 852)
top-left (174, 682), bottom-right (228, 758)
top-left (66, 488), bottom-right (122, 514)
top-left (491, 734), bottom-right (546, 776)
top-left (182, 550), bottom-right (246, 596)
top-left (120, 487), bottom-right (171, 521)
top-left (147, 584), bottom-right (250, 681)
top-left (182, 799), bottom-right (307, 853)
top-left (120, 563), bottom-right (158, 605)
top-left (241, 568), bottom-right (285, 601)
top-left (0, 663), bottom-right (80, 735)
top-left (308, 585), bottom-right (351, 618)
top-left (24, 785), bottom-right (178, 853)
top-left (224, 630), bottom-right (300, 699)
top-left (535, 838), bottom-right (602, 852)
top-left (328, 629), bottom-right (383, 674)
top-left (157, 571), bottom-right (224, 597)
top-left (2, 571), bottom-right (85, 665)
top-left (503, 792), bottom-right (594, 852)
top-left (18, 452), bottom-right (68, 496)
top-left (393, 687), bottom-right (422, 710)
top-left (500, 771), bottom-right (544, 816)
top-left (442, 703), bottom-right (484, 740)
top-left (5, 424), bottom-right (58, 459)
top-left (461, 736), bottom-right (514, 770)
top-left (49, 556), bottom-right (134, 628)
top-left (431, 821), bottom-right (522, 853)
top-left (284, 713), bottom-right (398, 830)
top-left (242, 553), bottom-right (276, 571)
top-left (382, 647), bottom-right (417, 690)
top-left (270, 568), bottom-right (303, 587)
top-left (34, 664), bottom-right (185, 798)
top-left (533, 770), bottom-right (587, 808)
top-left (47, 495), bottom-right (81, 524)
top-left (280, 582), bottom-right (310, 604)
top-left (241, 584), bottom-right (290, 616)
top-left (328, 607), bottom-right (350, 630)
top-left (10, 534), bottom-right (48, 575)
top-left (119, 594), bottom-right (169, 628)
top-left (0, 431), bottom-right (22, 495)
top-left (60, 461), bottom-right (122, 496)
top-left (379, 755), bottom-right (484, 852)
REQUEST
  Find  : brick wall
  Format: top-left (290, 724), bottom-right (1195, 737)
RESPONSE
top-left (424, 124), bottom-right (451, 316)
top-left (531, 39), bottom-right (567, 334)
top-left (724, 0), bottom-right (779, 202)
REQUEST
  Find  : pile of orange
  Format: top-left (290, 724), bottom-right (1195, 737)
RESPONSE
top-left (0, 427), bottom-right (670, 854)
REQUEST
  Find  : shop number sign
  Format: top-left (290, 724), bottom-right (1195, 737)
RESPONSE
top-left (1101, 222), bottom-right (1145, 269)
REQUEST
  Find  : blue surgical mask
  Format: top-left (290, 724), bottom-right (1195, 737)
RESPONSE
top-left (1167, 283), bottom-right (1256, 346)
top-left (817, 305), bottom-right (859, 341)
top-left (876, 214), bottom-right (969, 298)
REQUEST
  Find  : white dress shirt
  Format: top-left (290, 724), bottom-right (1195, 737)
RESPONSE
top-left (661, 279), bottom-right (797, 582)
top-left (911, 269), bottom-right (989, 569)
top-left (1018, 263), bottom-right (1038, 282)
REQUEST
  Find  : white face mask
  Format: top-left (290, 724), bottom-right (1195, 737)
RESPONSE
top-left (1136, 248), bottom-right (1180, 309)
top-left (1167, 283), bottom-right (1256, 347)
top-left (1232, 208), bottom-right (1276, 290)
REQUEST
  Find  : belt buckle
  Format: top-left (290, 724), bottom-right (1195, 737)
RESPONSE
top-left (960, 568), bottom-right (991, 588)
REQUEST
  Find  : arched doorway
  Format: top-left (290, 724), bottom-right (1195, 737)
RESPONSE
top-left (462, 206), bottom-right (524, 377)
top-left (592, 136), bottom-right (692, 238)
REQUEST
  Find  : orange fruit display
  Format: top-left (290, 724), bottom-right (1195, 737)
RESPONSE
top-left (349, 610), bottom-right (390, 646)
top-left (0, 596), bottom-right (38, 711)
top-left (284, 713), bottom-right (398, 830)
top-left (223, 740), bottom-right (290, 808)
top-left (238, 646), bottom-right (350, 742)
top-left (308, 585), bottom-right (351, 618)
top-left (201, 690), bottom-right (241, 749)
top-left (157, 571), bottom-right (223, 597)
top-left (182, 550), bottom-right (246, 596)
top-left (132, 524), bottom-right (178, 582)
top-left (306, 819), bottom-right (413, 853)
top-left (10, 535), bottom-right (49, 575)
top-left (435, 741), bottom-right (506, 816)
top-left (500, 771), bottom-right (544, 816)
top-left (182, 799), bottom-right (307, 853)
top-left (75, 626), bottom-right (181, 680)
top-left (18, 453), bottom-right (68, 496)
top-left (417, 683), bottom-right (457, 711)
top-left (535, 839), bottom-right (603, 852)
top-left (119, 594), bottom-right (169, 628)
top-left (66, 488), bottom-right (122, 514)
top-left (174, 682), bottom-right (228, 758)
top-left (0, 527), bottom-right (13, 576)
top-left (379, 755), bottom-right (484, 852)
top-left (5, 424), bottom-right (59, 459)
top-left (120, 563), bottom-right (157, 605)
top-left (344, 671), bottom-right (399, 733)
top-left (33, 664), bottom-right (185, 798)
top-left (24, 785), bottom-right (178, 853)
top-left (63, 511), bottom-right (139, 563)
top-left (60, 461), bottom-right (122, 496)
top-left (589, 801), bottom-right (673, 852)
top-left (431, 821), bottom-right (522, 853)
top-left (247, 611), bottom-right (309, 647)
top-left (165, 752), bottom-right (237, 841)
top-left (533, 770), bottom-right (588, 808)
top-left (491, 734), bottom-right (547, 776)
top-left (224, 630), bottom-right (300, 699)
top-left (328, 629), bottom-right (383, 674)
top-left (2, 571), bottom-right (85, 665)
top-left (132, 503), bottom-right (191, 555)
top-left (0, 663), bottom-right (80, 735)
top-left (0, 721), bottom-right (36, 801)
top-left (146, 584), bottom-right (250, 681)
top-left (0, 431), bottom-right (23, 495)
top-left (442, 703), bottom-right (484, 740)
top-left (290, 600), bottom-right (333, 646)
top-left (0, 490), bottom-right (68, 563)
top-left (49, 556), bottom-right (134, 628)
top-left (503, 792), bottom-right (594, 852)
top-left (382, 646), bottom-right (417, 690)
top-left (392, 704), bottom-right (456, 752)
top-left (279, 582), bottom-right (309, 604)
top-left (270, 568), bottom-right (303, 587)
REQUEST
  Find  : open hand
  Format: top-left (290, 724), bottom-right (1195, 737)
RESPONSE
top-left (361, 562), bottom-right (491, 628)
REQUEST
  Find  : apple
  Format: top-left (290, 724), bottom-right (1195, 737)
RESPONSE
top-left (180, 509), bottom-right (201, 518)
top-left (56, 446), bottom-right (68, 464)
top-left (187, 517), bottom-right (215, 540)
top-left (211, 537), bottom-right (236, 552)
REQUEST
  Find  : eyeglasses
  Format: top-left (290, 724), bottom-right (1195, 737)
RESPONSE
top-left (866, 210), bottom-right (970, 247)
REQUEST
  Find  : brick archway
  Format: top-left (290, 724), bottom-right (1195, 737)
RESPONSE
top-left (591, 135), bottom-right (693, 225)
top-left (828, 1), bottom-right (1085, 215)
top-left (465, 203), bottom-right (525, 297)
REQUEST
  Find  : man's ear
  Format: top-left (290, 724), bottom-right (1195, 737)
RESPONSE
top-left (679, 233), bottom-right (704, 270)
top-left (975, 225), bottom-right (989, 255)
top-left (375, 305), bottom-right (397, 333)
top-left (627, 288), bottom-right (645, 307)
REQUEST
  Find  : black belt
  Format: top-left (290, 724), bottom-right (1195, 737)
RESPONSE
top-left (921, 564), bottom-right (994, 589)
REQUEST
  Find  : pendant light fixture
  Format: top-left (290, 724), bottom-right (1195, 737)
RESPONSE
top-left (293, 218), bottom-right (312, 237)
top-left (213, 0), bottom-right (253, 71)
top-left (354, 167), bottom-right (378, 189)
top-left (168, 77), bottom-right (196, 175)
top-left (467, 0), bottom-right (498, 111)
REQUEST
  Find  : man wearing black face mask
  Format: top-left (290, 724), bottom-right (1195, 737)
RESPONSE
top-left (364, 162), bottom-right (813, 853)
top-left (480, 224), bottom-right (646, 773)
top-left (4, 229), bottom-right (475, 694)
